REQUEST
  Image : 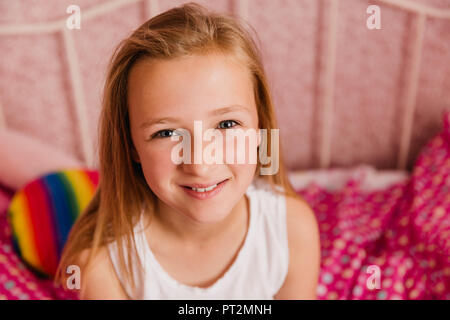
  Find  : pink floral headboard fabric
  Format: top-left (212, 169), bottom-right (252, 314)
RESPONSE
top-left (0, 0), bottom-right (449, 172)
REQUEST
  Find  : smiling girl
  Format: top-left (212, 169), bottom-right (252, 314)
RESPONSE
top-left (56, 2), bottom-right (320, 300)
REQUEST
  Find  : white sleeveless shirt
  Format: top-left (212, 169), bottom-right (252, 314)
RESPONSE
top-left (107, 178), bottom-right (289, 300)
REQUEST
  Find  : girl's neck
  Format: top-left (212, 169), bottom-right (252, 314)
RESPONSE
top-left (149, 195), bottom-right (249, 251)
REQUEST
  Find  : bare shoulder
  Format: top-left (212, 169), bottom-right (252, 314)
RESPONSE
top-left (274, 195), bottom-right (321, 300)
top-left (285, 196), bottom-right (320, 247)
top-left (76, 246), bottom-right (130, 300)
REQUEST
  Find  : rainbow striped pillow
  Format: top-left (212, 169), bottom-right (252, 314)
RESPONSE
top-left (7, 169), bottom-right (99, 278)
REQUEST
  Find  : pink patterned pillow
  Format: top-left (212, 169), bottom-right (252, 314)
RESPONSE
top-left (296, 110), bottom-right (449, 300)
top-left (405, 109), bottom-right (450, 262)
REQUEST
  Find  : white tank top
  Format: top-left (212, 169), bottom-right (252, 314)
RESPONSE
top-left (107, 178), bottom-right (289, 300)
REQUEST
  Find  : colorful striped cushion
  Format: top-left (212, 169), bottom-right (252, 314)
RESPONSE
top-left (6, 169), bottom-right (99, 278)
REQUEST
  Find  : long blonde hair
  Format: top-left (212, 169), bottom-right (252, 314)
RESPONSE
top-left (55, 2), bottom-right (303, 294)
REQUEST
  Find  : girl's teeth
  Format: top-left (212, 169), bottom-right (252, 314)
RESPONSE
top-left (191, 183), bottom-right (218, 192)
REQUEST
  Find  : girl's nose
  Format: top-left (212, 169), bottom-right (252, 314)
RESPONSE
top-left (180, 162), bottom-right (215, 176)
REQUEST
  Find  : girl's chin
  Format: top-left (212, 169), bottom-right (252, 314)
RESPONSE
top-left (181, 209), bottom-right (231, 224)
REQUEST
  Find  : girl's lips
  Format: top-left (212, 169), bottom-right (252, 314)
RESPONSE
top-left (182, 179), bottom-right (226, 189)
top-left (181, 179), bottom-right (228, 200)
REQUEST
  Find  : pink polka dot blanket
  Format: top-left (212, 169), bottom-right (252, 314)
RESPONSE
top-left (296, 110), bottom-right (449, 300)
top-left (0, 111), bottom-right (449, 300)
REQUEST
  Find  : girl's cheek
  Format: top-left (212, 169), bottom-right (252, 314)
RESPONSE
top-left (222, 131), bottom-right (258, 177)
top-left (222, 131), bottom-right (259, 165)
top-left (140, 143), bottom-right (178, 172)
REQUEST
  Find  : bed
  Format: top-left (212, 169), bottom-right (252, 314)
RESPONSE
top-left (0, 0), bottom-right (449, 300)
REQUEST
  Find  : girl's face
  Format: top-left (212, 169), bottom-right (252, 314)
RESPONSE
top-left (128, 53), bottom-right (259, 223)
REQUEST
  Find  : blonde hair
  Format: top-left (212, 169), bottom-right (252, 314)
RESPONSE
top-left (55, 2), bottom-right (303, 294)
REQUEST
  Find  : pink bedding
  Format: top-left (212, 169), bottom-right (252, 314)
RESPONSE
top-left (0, 111), bottom-right (449, 300)
top-left (297, 110), bottom-right (449, 300)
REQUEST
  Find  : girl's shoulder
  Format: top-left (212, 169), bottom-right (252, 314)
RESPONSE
top-left (75, 246), bottom-right (130, 299)
top-left (275, 193), bottom-right (320, 299)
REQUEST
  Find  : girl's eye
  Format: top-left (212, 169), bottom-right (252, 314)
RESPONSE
top-left (218, 120), bottom-right (239, 129)
top-left (152, 129), bottom-right (180, 139)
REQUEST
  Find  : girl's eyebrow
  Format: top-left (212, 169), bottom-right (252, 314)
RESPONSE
top-left (140, 117), bottom-right (178, 129)
top-left (210, 104), bottom-right (251, 116)
top-left (140, 104), bottom-right (250, 130)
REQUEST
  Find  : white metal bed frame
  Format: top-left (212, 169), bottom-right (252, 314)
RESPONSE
top-left (0, 0), bottom-right (449, 170)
